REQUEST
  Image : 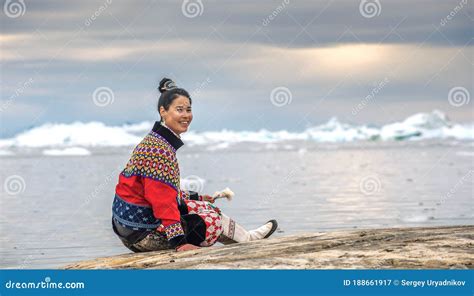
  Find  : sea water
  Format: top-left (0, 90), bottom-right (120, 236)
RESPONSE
top-left (0, 140), bottom-right (472, 268)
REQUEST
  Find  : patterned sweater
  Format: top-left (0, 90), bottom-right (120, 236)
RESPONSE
top-left (113, 121), bottom-right (200, 248)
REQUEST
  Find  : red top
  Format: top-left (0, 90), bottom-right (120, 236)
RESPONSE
top-left (114, 122), bottom-right (193, 248)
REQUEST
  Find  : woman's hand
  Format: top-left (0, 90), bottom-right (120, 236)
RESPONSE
top-left (176, 243), bottom-right (200, 252)
top-left (200, 195), bottom-right (215, 203)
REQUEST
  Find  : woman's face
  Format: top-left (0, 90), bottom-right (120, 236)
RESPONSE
top-left (160, 95), bottom-right (193, 135)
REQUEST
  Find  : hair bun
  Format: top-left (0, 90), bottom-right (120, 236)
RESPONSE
top-left (158, 78), bottom-right (177, 93)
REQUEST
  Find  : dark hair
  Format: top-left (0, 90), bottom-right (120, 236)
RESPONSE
top-left (157, 78), bottom-right (192, 121)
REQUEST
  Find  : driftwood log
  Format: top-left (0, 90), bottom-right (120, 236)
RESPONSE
top-left (65, 225), bottom-right (473, 269)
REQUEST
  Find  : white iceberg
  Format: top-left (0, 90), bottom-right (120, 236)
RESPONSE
top-left (0, 110), bottom-right (472, 149)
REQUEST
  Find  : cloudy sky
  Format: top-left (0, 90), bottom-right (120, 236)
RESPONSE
top-left (1, 0), bottom-right (473, 137)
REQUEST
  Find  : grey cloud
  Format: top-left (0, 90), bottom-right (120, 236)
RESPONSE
top-left (1, 0), bottom-right (472, 137)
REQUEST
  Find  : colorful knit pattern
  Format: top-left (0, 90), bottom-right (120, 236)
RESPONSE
top-left (184, 200), bottom-right (223, 247)
top-left (122, 132), bottom-right (180, 190)
top-left (164, 222), bottom-right (185, 240)
top-left (112, 195), bottom-right (161, 230)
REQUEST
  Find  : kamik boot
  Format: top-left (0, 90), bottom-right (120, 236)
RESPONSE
top-left (218, 214), bottom-right (278, 244)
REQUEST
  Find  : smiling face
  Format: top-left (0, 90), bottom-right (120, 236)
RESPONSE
top-left (159, 95), bottom-right (193, 135)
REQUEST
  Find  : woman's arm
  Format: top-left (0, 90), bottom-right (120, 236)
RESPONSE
top-left (143, 179), bottom-right (187, 248)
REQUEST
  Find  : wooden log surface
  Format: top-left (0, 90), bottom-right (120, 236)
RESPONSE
top-left (65, 225), bottom-right (473, 269)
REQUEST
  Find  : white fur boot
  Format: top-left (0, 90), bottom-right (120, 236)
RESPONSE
top-left (218, 214), bottom-right (278, 244)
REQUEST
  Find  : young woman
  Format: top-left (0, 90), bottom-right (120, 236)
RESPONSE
top-left (112, 78), bottom-right (278, 252)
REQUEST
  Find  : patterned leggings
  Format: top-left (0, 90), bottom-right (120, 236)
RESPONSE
top-left (185, 200), bottom-right (223, 246)
top-left (124, 200), bottom-right (223, 252)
